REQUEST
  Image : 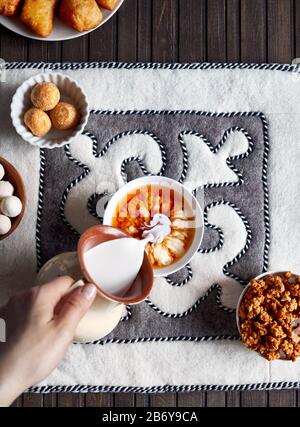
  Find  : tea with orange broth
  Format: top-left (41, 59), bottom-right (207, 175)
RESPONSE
top-left (112, 184), bottom-right (196, 269)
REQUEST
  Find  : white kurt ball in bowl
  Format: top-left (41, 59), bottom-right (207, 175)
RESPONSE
top-left (0, 163), bottom-right (4, 180)
top-left (1, 196), bottom-right (22, 218)
top-left (0, 181), bottom-right (14, 199)
top-left (0, 215), bottom-right (11, 235)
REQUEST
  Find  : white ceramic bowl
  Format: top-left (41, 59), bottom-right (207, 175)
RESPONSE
top-left (11, 73), bottom-right (89, 149)
top-left (236, 271), bottom-right (299, 333)
top-left (103, 176), bottom-right (204, 277)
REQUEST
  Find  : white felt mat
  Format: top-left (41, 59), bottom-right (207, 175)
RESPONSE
top-left (0, 62), bottom-right (300, 393)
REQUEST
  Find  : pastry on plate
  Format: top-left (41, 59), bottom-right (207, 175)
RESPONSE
top-left (96, 0), bottom-right (118, 11)
top-left (0, 0), bottom-right (20, 16)
top-left (59, 0), bottom-right (103, 32)
top-left (21, 0), bottom-right (58, 38)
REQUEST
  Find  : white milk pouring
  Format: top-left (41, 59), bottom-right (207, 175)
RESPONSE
top-left (83, 215), bottom-right (172, 297)
top-left (83, 238), bottom-right (145, 297)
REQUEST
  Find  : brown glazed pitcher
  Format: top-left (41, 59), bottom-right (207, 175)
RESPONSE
top-left (77, 225), bottom-right (154, 305)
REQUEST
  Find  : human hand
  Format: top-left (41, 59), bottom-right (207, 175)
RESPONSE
top-left (0, 276), bottom-right (97, 406)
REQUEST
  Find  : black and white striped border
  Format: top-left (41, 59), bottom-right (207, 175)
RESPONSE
top-left (59, 144), bottom-right (89, 238)
top-left (28, 381), bottom-right (300, 394)
top-left (6, 61), bottom-right (300, 73)
top-left (80, 332), bottom-right (238, 346)
top-left (260, 114), bottom-right (270, 273)
top-left (87, 192), bottom-right (107, 221)
top-left (36, 149), bottom-right (46, 271)
top-left (165, 264), bottom-right (193, 287)
top-left (120, 305), bottom-right (132, 322)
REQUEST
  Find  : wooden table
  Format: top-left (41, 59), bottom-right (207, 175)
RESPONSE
top-left (1, 0), bottom-right (299, 408)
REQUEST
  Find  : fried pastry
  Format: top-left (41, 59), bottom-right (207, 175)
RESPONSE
top-left (59, 0), bottom-right (103, 33)
top-left (96, 0), bottom-right (118, 11)
top-left (0, 0), bottom-right (20, 16)
top-left (21, 0), bottom-right (58, 38)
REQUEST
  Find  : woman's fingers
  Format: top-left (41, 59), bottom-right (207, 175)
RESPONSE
top-left (54, 283), bottom-right (97, 333)
top-left (39, 275), bottom-right (76, 307)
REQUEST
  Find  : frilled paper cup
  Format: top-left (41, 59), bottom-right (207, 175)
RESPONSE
top-left (10, 72), bottom-right (89, 149)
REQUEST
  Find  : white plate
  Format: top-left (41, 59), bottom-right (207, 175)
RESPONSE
top-left (0, 0), bottom-right (125, 42)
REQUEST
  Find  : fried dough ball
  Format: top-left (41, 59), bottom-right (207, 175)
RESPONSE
top-left (31, 82), bottom-right (60, 111)
top-left (24, 108), bottom-right (52, 137)
top-left (49, 102), bottom-right (80, 130)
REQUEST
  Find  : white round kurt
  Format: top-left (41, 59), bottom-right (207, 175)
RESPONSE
top-left (0, 181), bottom-right (14, 199)
top-left (0, 196), bottom-right (22, 218)
top-left (0, 163), bottom-right (4, 180)
top-left (0, 215), bottom-right (11, 235)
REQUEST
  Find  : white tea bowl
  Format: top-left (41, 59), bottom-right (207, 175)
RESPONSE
top-left (103, 176), bottom-right (204, 277)
top-left (11, 72), bottom-right (89, 149)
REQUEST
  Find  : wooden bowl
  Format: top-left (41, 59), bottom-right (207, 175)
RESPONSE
top-left (78, 225), bottom-right (154, 305)
top-left (0, 157), bottom-right (26, 240)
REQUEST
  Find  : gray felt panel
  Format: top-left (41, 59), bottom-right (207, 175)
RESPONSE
top-left (39, 110), bottom-right (269, 341)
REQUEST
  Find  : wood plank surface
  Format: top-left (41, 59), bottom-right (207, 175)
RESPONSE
top-left (0, 0), bottom-right (298, 408)
top-left (267, 0), bottom-right (293, 62)
top-left (207, 0), bottom-right (227, 62)
top-left (241, 0), bottom-right (267, 62)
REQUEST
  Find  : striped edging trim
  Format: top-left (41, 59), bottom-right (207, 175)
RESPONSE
top-left (28, 381), bottom-right (300, 394)
top-left (87, 192), bottom-right (107, 221)
top-left (78, 333), bottom-right (239, 346)
top-left (120, 305), bottom-right (132, 322)
top-left (36, 149), bottom-right (46, 271)
top-left (60, 145), bottom-right (89, 237)
top-left (165, 264), bottom-right (193, 287)
top-left (260, 113), bottom-right (270, 272)
top-left (5, 61), bottom-right (300, 73)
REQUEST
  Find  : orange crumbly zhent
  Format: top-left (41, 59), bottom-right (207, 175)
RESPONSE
top-left (239, 272), bottom-right (300, 361)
